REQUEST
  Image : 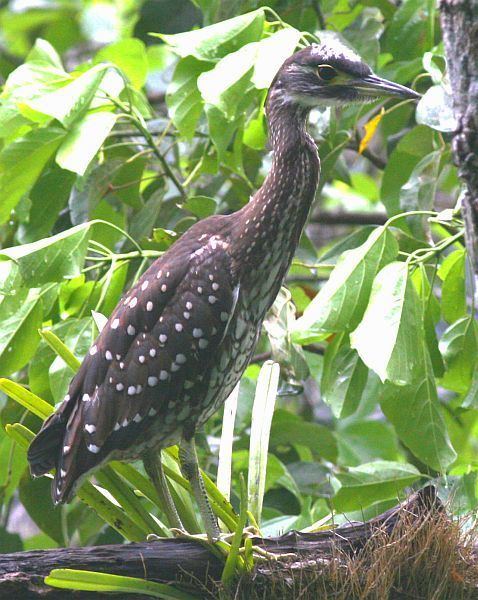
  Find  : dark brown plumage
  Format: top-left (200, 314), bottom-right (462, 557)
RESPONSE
top-left (28, 41), bottom-right (419, 528)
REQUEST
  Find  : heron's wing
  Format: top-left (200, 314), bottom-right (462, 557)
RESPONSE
top-left (29, 230), bottom-right (239, 503)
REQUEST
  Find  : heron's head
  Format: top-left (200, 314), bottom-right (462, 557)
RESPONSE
top-left (269, 40), bottom-right (420, 110)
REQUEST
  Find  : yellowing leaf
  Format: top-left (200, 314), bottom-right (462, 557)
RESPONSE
top-left (359, 108), bottom-right (385, 154)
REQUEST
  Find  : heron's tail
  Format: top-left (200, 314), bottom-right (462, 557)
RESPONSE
top-left (27, 412), bottom-right (64, 478)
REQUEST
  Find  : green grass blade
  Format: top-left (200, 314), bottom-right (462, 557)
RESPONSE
top-left (221, 474), bottom-right (248, 587)
top-left (39, 329), bottom-right (81, 371)
top-left (247, 361), bottom-right (280, 526)
top-left (110, 462), bottom-right (170, 535)
top-left (162, 450), bottom-right (201, 534)
top-left (163, 447), bottom-right (238, 531)
top-left (5, 423), bottom-right (147, 542)
top-left (45, 569), bottom-right (198, 599)
top-left (217, 384), bottom-right (240, 502)
top-left (95, 465), bottom-right (164, 538)
top-left (0, 378), bottom-right (53, 419)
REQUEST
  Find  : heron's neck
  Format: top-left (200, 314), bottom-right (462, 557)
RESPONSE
top-left (232, 100), bottom-right (320, 273)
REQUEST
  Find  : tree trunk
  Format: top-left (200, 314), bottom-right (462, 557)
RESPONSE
top-left (440, 0), bottom-right (478, 290)
top-left (0, 487), bottom-right (443, 599)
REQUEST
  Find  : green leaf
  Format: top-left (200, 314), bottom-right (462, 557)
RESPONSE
top-left (0, 223), bottom-right (91, 286)
top-left (269, 409), bottom-right (337, 462)
top-left (95, 39), bottom-right (148, 89)
top-left (380, 344), bottom-right (457, 471)
top-left (412, 265), bottom-right (444, 377)
top-left (45, 569), bottom-right (197, 599)
top-left (399, 151), bottom-right (441, 240)
top-left (166, 57), bottom-right (212, 138)
top-left (198, 43), bottom-right (256, 120)
top-left (156, 9), bottom-right (265, 61)
top-left (381, 126), bottom-right (434, 216)
top-left (337, 421), bottom-right (399, 466)
top-left (217, 385), bottom-right (239, 503)
top-left (332, 461), bottom-right (421, 512)
top-left (19, 476), bottom-right (64, 544)
top-left (416, 84), bottom-right (457, 132)
top-left (293, 226), bottom-right (398, 343)
top-left (0, 126), bottom-right (66, 224)
top-left (250, 28), bottom-right (301, 89)
top-left (48, 318), bottom-right (92, 403)
top-left (438, 249), bottom-right (466, 323)
top-left (351, 262), bottom-right (424, 385)
top-left (0, 289), bottom-right (43, 376)
top-left (439, 316), bottom-right (477, 394)
top-left (183, 195), bottom-right (217, 219)
top-left (17, 166), bottom-right (75, 243)
top-left (0, 379), bottom-right (53, 419)
top-left (24, 64), bottom-right (109, 128)
top-left (56, 110), bottom-right (118, 175)
top-left (321, 334), bottom-right (368, 418)
top-left (39, 329), bottom-right (81, 372)
top-left (381, 0), bottom-right (430, 61)
top-left (247, 361), bottom-right (279, 525)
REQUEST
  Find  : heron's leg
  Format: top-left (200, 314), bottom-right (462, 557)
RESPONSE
top-left (143, 450), bottom-right (183, 531)
top-left (179, 437), bottom-right (220, 542)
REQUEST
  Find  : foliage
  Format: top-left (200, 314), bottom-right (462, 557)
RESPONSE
top-left (0, 0), bottom-right (475, 595)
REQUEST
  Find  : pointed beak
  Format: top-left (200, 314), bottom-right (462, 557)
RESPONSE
top-left (352, 74), bottom-right (421, 100)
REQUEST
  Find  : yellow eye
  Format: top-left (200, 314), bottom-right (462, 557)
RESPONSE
top-left (317, 65), bottom-right (338, 81)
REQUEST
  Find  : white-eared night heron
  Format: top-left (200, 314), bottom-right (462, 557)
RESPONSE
top-left (28, 41), bottom-right (419, 541)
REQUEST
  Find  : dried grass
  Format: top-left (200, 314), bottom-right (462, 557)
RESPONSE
top-left (209, 508), bottom-right (478, 600)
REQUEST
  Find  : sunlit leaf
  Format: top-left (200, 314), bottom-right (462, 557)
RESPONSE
top-left (0, 223), bottom-right (91, 286)
top-left (416, 84), bottom-right (457, 132)
top-left (0, 126), bottom-right (66, 224)
top-left (351, 262), bottom-right (425, 385)
top-left (0, 290), bottom-right (43, 376)
top-left (293, 227), bottom-right (398, 343)
top-left (332, 461), bottom-right (421, 511)
top-left (156, 9), bottom-right (264, 61)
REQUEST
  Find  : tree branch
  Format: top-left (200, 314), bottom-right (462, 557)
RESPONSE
top-left (439, 0), bottom-right (478, 294)
top-left (0, 487), bottom-right (443, 598)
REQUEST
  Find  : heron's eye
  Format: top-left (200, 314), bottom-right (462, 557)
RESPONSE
top-left (317, 65), bottom-right (338, 82)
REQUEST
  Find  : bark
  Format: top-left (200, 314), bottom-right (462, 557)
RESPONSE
top-left (440, 0), bottom-right (478, 290)
top-left (0, 486), bottom-right (441, 599)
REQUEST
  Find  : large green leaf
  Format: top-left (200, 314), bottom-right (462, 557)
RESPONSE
top-left (0, 289), bottom-right (43, 376)
top-left (0, 126), bottom-right (66, 224)
top-left (399, 151), bottom-right (441, 240)
top-left (381, 126), bottom-right (434, 216)
top-left (380, 344), bottom-right (457, 471)
top-left (439, 316), bottom-right (477, 394)
top-left (250, 28), bottom-right (301, 89)
top-left (337, 421), bottom-right (399, 466)
top-left (167, 57), bottom-right (212, 138)
top-left (17, 166), bottom-right (75, 243)
top-left (0, 223), bottom-right (91, 286)
top-left (56, 110), bottom-right (118, 175)
top-left (332, 461), bottom-right (421, 511)
top-left (197, 43), bottom-right (256, 120)
top-left (269, 409), bottom-right (337, 462)
top-left (438, 248), bottom-right (466, 324)
top-left (321, 334), bottom-right (368, 418)
top-left (381, 0), bottom-right (431, 61)
top-left (292, 226), bottom-right (398, 343)
top-left (95, 38), bottom-right (148, 89)
top-left (351, 262), bottom-right (424, 385)
top-left (412, 265), bottom-right (444, 377)
top-left (48, 318), bottom-right (92, 402)
top-left (157, 9), bottom-right (264, 61)
top-left (416, 85), bottom-right (457, 132)
top-left (24, 64), bottom-right (109, 128)
top-left (19, 476), bottom-right (64, 544)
